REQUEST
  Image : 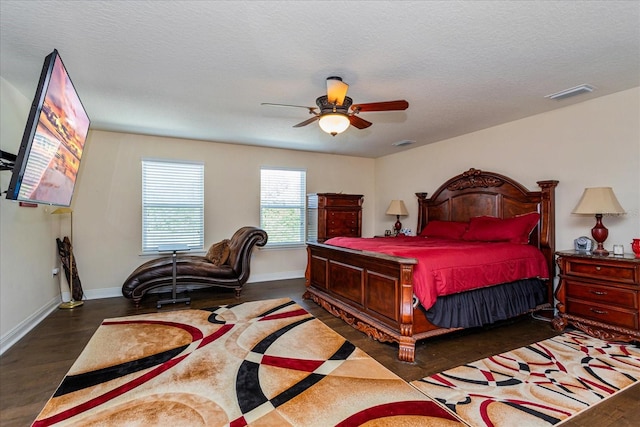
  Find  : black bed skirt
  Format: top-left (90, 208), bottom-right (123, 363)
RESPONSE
top-left (421, 278), bottom-right (548, 329)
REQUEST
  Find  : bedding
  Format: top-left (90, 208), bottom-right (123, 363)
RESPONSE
top-left (325, 235), bottom-right (549, 311)
top-left (422, 278), bottom-right (547, 328)
top-left (419, 220), bottom-right (468, 239)
top-left (462, 212), bottom-right (540, 244)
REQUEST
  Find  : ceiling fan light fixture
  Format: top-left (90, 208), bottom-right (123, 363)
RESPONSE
top-left (326, 76), bottom-right (349, 105)
top-left (263, 77), bottom-right (408, 135)
top-left (318, 113), bottom-right (350, 136)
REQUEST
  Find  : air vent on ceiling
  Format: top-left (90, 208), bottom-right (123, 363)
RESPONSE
top-left (392, 140), bottom-right (415, 147)
top-left (545, 84), bottom-right (595, 101)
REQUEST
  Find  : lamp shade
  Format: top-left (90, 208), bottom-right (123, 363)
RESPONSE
top-left (51, 207), bottom-right (73, 242)
top-left (326, 76), bottom-right (349, 105)
top-left (51, 207), bottom-right (73, 215)
top-left (572, 187), bottom-right (626, 214)
top-left (386, 200), bottom-right (408, 216)
top-left (318, 113), bottom-right (350, 136)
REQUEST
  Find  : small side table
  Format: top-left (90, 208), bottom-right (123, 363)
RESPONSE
top-left (553, 250), bottom-right (640, 342)
top-left (156, 244), bottom-right (191, 309)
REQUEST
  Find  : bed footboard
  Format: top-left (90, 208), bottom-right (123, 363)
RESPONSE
top-left (305, 242), bottom-right (422, 361)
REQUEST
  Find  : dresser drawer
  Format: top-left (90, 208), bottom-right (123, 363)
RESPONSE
top-left (319, 195), bottom-right (363, 207)
top-left (328, 220), bottom-right (357, 228)
top-left (328, 226), bottom-right (359, 236)
top-left (564, 258), bottom-right (638, 284)
top-left (566, 299), bottom-right (638, 330)
top-left (565, 280), bottom-right (638, 309)
top-left (329, 211), bottom-right (358, 219)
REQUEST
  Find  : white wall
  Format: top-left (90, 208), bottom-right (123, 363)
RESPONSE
top-left (374, 88), bottom-right (640, 253)
top-left (66, 130), bottom-right (376, 297)
top-left (0, 77), bottom-right (64, 352)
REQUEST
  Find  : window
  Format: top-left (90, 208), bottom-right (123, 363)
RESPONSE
top-left (260, 167), bottom-right (306, 246)
top-left (142, 159), bottom-right (204, 252)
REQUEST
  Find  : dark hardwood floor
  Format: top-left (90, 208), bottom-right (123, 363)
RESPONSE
top-left (1, 278), bottom-right (638, 426)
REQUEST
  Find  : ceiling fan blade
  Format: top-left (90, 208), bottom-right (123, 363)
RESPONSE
top-left (293, 116), bottom-right (320, 128)
top-left (261, 103), bottom-right (317, 113)
top-left (349, 115), bottom-right (372, 129)
top-left (351, 100), bottom-right (409, 113)
top-left (326, 76), bottom-right (349, 106)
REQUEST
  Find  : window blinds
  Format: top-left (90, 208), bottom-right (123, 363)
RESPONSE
top-left (142, 159), bottom-right (204, 252)
top-left (260, 168), bottom-right (306, 246)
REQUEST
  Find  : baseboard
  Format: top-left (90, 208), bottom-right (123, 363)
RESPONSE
top-left (82, 270), bottom-right (306, 300)
top-left (82, 287), bottom-right (123, 300)
top-left (248, 270), bottom-right (304, 283)
top-left (1, 271), bottom-right (306, 355)
top-left (0, 296), bottom-right (59, 356)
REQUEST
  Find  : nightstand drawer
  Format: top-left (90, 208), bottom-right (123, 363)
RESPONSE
top-left (564, 258), bottom-right (638, 284)
top-left (566, 299), bottom-right (638, 330)
top-left (565, 280), bottom-right (638, 309)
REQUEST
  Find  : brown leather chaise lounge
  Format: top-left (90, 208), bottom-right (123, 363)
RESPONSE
top-left (122, 226), bottom-right (268, 307)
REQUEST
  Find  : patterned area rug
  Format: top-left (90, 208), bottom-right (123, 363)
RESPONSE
top-left (411, 330), bottom-right (640, 427)
top-left (33, 298), bottom-right (464, 426)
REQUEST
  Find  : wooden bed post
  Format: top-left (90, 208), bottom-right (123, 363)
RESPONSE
top-left (415, 193), bottom-right (429, 235)
top-left (398, 264), bottom-right (416, 362)
top-left (536, 179), bottom-right (559, 305)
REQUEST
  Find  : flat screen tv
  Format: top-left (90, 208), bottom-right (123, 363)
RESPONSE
top-left (5, 49), bottom-right (90, 206)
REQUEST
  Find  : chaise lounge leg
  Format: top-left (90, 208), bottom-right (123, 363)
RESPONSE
top-left (235, 288), bottom-right (242, 298)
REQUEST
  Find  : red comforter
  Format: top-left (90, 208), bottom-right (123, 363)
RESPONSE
top-left (324, 236), bottom-right (549, 310)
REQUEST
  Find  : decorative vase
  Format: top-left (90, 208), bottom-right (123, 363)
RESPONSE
top-left (632, 238), bottom-right (640, 258)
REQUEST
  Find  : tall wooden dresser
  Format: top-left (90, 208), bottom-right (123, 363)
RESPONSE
top-left (307, 193), bottom-right (363, 243)
top-left (553, 250), bottom-right (640, 342)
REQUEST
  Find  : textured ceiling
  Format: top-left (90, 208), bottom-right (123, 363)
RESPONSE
top-left (1, 1), bottom-right (638, 158)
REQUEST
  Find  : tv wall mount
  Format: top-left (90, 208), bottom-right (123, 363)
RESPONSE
top-left (1, 150), bottom-right (16, 171)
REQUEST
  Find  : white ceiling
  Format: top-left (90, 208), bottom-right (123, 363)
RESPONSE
top-left (1, 1), bottom-right (639, 158)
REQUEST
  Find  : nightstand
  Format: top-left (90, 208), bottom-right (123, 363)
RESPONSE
top-left (552, 250), bottom-right (640, 342)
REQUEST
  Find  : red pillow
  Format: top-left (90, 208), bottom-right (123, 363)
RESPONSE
top-left (419, 220), bottom-right (469, 239)
top-left (462, 212), bottom-right (540, 244)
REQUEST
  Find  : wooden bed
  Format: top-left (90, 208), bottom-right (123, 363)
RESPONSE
top-left (304, 168), bottom-right (558, 362)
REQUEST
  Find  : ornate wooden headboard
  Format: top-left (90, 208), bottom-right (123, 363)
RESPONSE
top-left (416, 168), bottom-right (559, 278)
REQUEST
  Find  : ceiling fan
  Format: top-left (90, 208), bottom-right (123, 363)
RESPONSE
top-left (262, 76), bottom-right (409, 136)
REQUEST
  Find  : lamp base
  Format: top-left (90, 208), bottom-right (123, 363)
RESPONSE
top-left (591, 214), bottom-right (609, 257)
top-left (394, 216), bottom-right (402, 235)
top-left (59, 299), bottom-right (84, 309)
top-left (592, 245), bottom-right (609, 256)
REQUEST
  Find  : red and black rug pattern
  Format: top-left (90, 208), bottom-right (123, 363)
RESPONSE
top-left (411, 330), bottom-right (640, 427)
top-left (33, 298), bottom-right (463, 426)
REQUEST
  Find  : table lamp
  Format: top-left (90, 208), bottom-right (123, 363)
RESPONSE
top-left (386, 200), bottom-right (408, 235)
top-left (572, 187), bottom-right (626, 256)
